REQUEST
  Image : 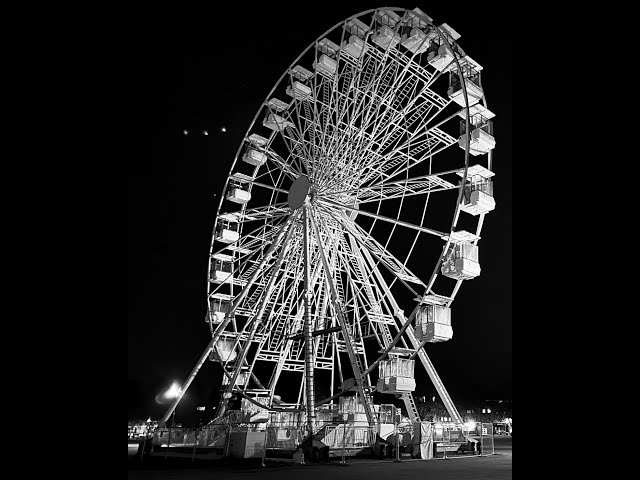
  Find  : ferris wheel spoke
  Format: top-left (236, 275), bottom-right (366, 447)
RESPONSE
top-left (312, 73), bottom-right (340, 181)
top-left (315, 60), bottom-right (391, 190)
top-left (376, 103), bottom-right (458, 168)
top-left (314, 28), bottom-right (385, 188)
top-left (323, 164), bottom-right (463, 199)
top-left (264, 103), bottom-right (308, 175)
top-left (337, 216), bottom-right (423, 296)
top-left (355, 125), bottom-right (458, 189)
top-left (316, 24), bottom-right (355, 178)
top-left (337, 72), bottom-right (453, 189)
top-left (317, 197), bottom-right (446, 240)
top-left (315, 47), bottom-right (396, 190)
top-left (208, 211), bottom-right (288, 275)
top-left (319, 204), bottom-right (422, 292)
top-left (219, 219), bottom-right (298, 400)
top-left (366, 69), bottom-right (450, 154)
top-left (254, 160), bottom-right (293, 186)
top-left (247, 180), bottom-right (289, 196)
top-left (261, 146), bottom-right (301, 181)
top-left (337, 234), bottom-right (392, 326)
top-left (278, 92), bottom-right (315, 173)
top-left (338, 23), bottom-right (419, 181)
top-left (355, 174), bottom-right (457, 203)
top-left (220, 202), bottom-right (290, 224)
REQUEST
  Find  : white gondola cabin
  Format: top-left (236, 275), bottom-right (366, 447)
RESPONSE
top-left (458, 117), bottom-right (495, 156)
top-left (342, 35), bottom-right (365, 58)
top-left (286, 81), bottom-right (312, 101)
top-left (207, 293), bottom-right (233, 324)
top-left (263, 112), bottom-right (294, 131)
top-left (441, 231), bottom-right (480, 280)
top-left (376, 356), bottom-right (416, 394)
top-left (266, 97), bottom-right (289, 112)
top-left (314, 54), bottom-right (337, 76)
top-left (428, 44), bottom-right (454, 71)
top-left (374, 9), bottom-right (400, 27)
top-left (457, 102), bottom-right (495, 122)
top-left (242, 148), bottom-right (267, 167)
top-left (247, 133), bottom-right (269, 147)
top-left (401, 28), bottom-right (435, 54)
top-left (226, 186), bottom-right (251, 204)
top-left (221, 366), bottom-right (249, 386)
top-left (215, 217), bottom-right (240, 244)
top-left (291, 65), bottom-right (313, 82)
top-left (210, 253), bottom-right (234, 284)
top-left (226, 173), bottom-right (253, 205)
top-left (414, 303), bottom-right (452, 343)
top-left (209, 338), bottom-right (238, 363)
top-left (448, 73), bottom-right (484, 108)
top-left (317, 37), bottom-right (341, 57)
top-left (404, 7), bottom-right (432, 27)
top-left (372, 25), bottom-right (401, 50)
top-left (344, 18), bottom-right (369, 38)
top-left (457, 164), bottom-right (496, 216)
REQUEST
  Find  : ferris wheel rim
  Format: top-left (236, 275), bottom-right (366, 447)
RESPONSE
top-left (204, 7), bottom-right (493, 422)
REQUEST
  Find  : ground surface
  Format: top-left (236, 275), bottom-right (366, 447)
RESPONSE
top-left (128, 436), bottom-right (511, 480)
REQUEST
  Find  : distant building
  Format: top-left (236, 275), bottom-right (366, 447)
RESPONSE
top-left (128, 419), bottom-right (159, 439)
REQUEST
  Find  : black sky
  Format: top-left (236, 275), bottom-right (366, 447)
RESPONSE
top-left (128, 2), bottom-right (512, 423)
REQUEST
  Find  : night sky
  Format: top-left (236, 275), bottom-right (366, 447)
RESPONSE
top-left (128, 3), bottom-right (512, 424)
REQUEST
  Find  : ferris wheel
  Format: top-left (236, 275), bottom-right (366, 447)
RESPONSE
top-left (161, 7), bottom-right (497, 431)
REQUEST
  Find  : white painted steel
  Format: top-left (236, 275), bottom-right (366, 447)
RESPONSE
top-left (159, 7), bottom-right (499, 431)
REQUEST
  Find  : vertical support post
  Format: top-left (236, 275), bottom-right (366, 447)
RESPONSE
top-left (165, 426), bottom-right (171, 461)
top-left (443, 425), bottom-right (449, 460)
top-left (191, 428), bottom-right (197, 462)
top-left (394, 406), bottom-right (400, 463)
top-left (303, 205), bottom-right (316, 436)
top-left (340, 415), bottom-right (347, 465)
top-left (224, 425), bottom-right (231, 464)
top-left (490, 423), bottom-right (495, 454)
top-left (261, 427), bottom-right (268, 467)
top-left (140, 433), bottom-right (147, 461)
top-left (330, 337), bottom-right (335, 405)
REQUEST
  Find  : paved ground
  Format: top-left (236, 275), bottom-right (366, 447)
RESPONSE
top-left (128, 437), bottom-right (511, 480)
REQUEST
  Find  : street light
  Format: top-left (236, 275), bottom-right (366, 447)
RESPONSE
top-left (164, 382), bottom-right (182, 427)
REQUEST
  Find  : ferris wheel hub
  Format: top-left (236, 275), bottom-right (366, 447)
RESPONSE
top-left (287, 175), bottom-right (312, 210)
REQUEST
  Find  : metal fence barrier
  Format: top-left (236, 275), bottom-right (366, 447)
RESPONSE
top-left (144, 420), bottom-right (496, 462)
top-left (479, 422), bottom-right (494, 455)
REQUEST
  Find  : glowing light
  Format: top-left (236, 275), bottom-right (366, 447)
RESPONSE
top-left (221, 126), bottom-right (227, 133)
top-left (164, 382), bottom-right (182, 400)
top-left (183, 129), bottom-right (189, 135)
top-left (464, 421), bottom-right (477, 430)
top-left (203, 130), bottom-right (208, 135)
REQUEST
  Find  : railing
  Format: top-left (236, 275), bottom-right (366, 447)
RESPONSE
top-left (321, 424), bottom-right (377, 448)
top-left (143, 420), bottom-right (496, 462)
